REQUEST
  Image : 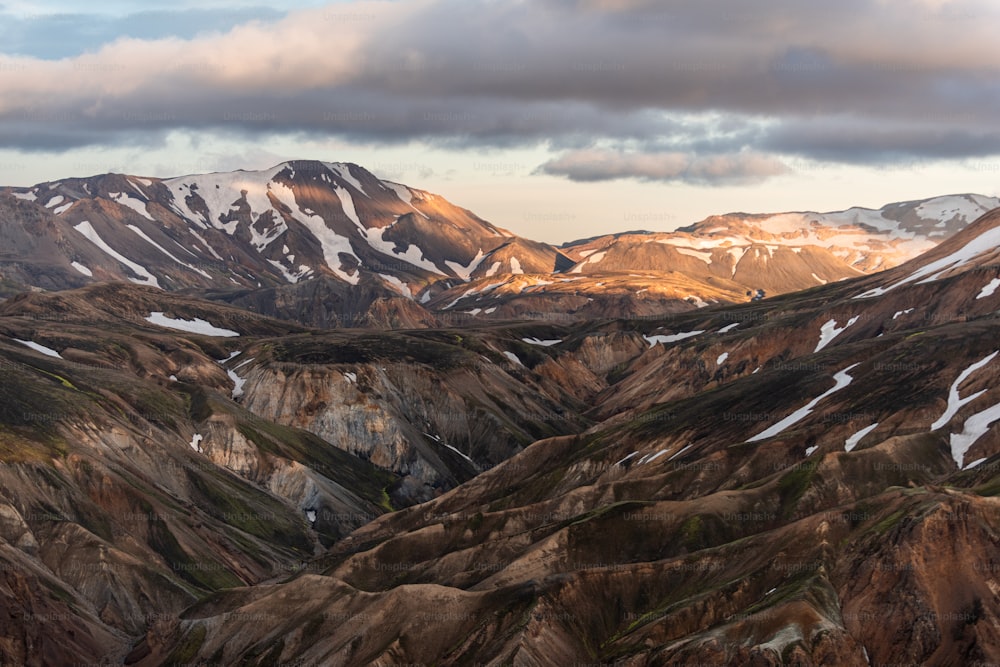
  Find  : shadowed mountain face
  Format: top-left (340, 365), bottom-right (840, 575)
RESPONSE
top-left (2, 163), bottom-right (995, 325)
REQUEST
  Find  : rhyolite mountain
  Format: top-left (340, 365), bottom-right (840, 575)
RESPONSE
top-left (129, 207), bottom-right (1000, 666)
top-left (1, 162), bottom-right (996, 324)
top-left (2, 196), bottom-right (1000, 664)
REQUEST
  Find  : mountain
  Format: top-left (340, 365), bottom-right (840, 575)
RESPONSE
top-left (3, 164), bottom-right (995, 325)
top-left (0, 281), bottom-right (603, 663)
top-left (559, 193), bottom-right (1000, 282)
top-left (424, 194), bottom-right (999, 321)
top-left (125, 208), bottom-right (1000, 665)
top-left (0, 161), bottom-right (573, 326)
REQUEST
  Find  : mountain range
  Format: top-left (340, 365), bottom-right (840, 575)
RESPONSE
top-left (2, 161), bottom-right (1000, 665)
top-left (3, 161), bottom-right (997, 325)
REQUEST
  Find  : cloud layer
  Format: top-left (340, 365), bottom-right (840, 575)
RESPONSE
top-left (1, 0), bottom-right (998, 183)
top-left (539, 150), bottom-right (789, 185)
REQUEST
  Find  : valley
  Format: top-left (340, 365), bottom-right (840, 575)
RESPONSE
top-left (1, 164), bottom-right (1000, 664)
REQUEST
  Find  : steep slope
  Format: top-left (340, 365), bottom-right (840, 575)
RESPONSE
top-left (0, 288), bottom-right (400, 664)
top-left (0, 281), bottom-right (605, 662)
top-left (140, 207), bottom-right (1000, 666)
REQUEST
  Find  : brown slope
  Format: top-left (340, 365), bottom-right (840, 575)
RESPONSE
top-left (468, 236), bottom-right (576, 279)
top-left (560, 233), bottom-right (863, 296)
top-left (142, 225), bottom-right (1000, 665)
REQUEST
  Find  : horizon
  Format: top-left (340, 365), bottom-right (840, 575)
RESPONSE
top-left (4, 158), bottom-right (993, 246)
top-left (2, 1), bottom-right (999, 243)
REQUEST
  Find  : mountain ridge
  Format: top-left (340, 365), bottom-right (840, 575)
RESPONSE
top-left (2, 161), bottom-right (996, 327)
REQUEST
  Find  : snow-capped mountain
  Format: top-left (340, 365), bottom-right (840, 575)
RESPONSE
top-left (562, 194), bottom-right (1000, 280)
top-left (7, 200), bottom-right (1000, 664)
top-left (1, 160), bottom-right (569, 297)
top-left (2, 163), bottom-right (996, 326)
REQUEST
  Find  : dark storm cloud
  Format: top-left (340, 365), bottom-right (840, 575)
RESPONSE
top-left (0, 0), bottom-right (998, 183)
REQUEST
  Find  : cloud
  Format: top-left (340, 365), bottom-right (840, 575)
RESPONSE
top-left (0, 7), bottom-right (286, 59)
top-left (539, 149), bottom-right (789, 185)
top-left (0, 0), bottom-right (998, 170)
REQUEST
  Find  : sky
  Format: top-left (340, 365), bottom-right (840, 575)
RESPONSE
top-left (1, 0), bottom-right (999, 244)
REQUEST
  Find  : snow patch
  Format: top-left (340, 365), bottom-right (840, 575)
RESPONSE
top-left (717, 352), bottom-right (729, 366)
top-left (644, 330), bottom-right (705, 347)
top-left (502, 351), bottom-right (524, 366)
top-left (815, 316), bottom-right (860, 352)
top-left (13, 339), bottom-right (62, 358)
top-left (190, 230), bottom-right (224, 261)
top-left (686, 295), bottom-right (709, 308)
top-left (332, 185), bottom-right (363, 227)
top-left (109, 192), bottom-right (155, 221)
top-left (845, 423), bottom-right (879, 452)
top-left (747, 364), bottom-right (860, 442)
top-left (74, 221), bottom-right (160, 288)
top-left (366, 227), bottom-right (446, 276)
top-left (189, 434), bottom-right (204, 453)
top-left (227, 368), bottom-right (246, 398)
top-left (522, 337), bottom-right (562, 346)
top-left (569, 251), bottom-right (606, 274)
top-left (267, 259), bottom-right (312, 284)
top-left (643, 449), bottom-right (670, 464)
top-left (145, 312), bottom-right (240, 337)
top-left (70, 261), bottom-right (93, 277)
top-left (379, 274), bottom-right (413, 299)
top-left (381, 180), bottom-right (429, 218)
top-left (615, 452), bottom-right (639, 466)
top-left (932, 352), bottom-right (998, 430)
top-left (951, 402), bottom-right (1000, 468)
top-left (273, 183), bottom-right (360, 285)
top-left (667, 444), bottom-right (694, 461)
top-left (127, 225), bottom-right (211, 278)
top-left (445, 249), bottom-right (487, 281)
top-left (977, 278), bottom-right (1000, 299)
top-left (675, 247), bottom-right (713, 264)
top-left (327, 163), bottom-right (369, 197)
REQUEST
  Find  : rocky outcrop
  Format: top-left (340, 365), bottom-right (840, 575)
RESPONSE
top-left (236, 334), bottom-right (591, 504)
